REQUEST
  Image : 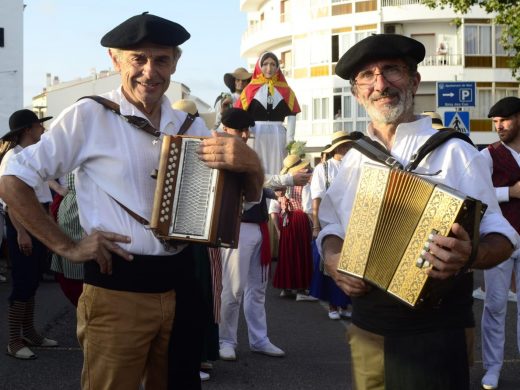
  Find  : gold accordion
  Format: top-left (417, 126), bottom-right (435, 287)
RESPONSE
top-left (150, 135), bottom-right (243, 248)
top-left (338, 163), bottom-right (485, 307)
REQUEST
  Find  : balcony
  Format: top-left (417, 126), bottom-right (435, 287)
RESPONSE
top-left (381, 0), bottom-right (421, 6)
top-left (420, 53), bottom-right (462, 67)
top-left (240, 0), bottom-right (265, 12)
top-left (241, 19), bottom-right (293, 57)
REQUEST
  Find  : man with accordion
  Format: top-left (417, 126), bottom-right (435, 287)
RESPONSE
top-left (317, 34), bottom-right (518, 390)
top-left (0, 12), bottom-right (263, 390)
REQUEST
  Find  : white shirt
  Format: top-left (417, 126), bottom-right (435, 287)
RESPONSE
top-left (264, 173), bottom-right (293, 188)
top-left (316, 116), bottom-right (519, 255)
top-left (480, 142), bottom-right (520, 203)
top-left (3, 87), bottom-right (209, 255)
top-left (310, 158), bottom-right (342, 200)
top-left (0, 145), bottom-right (52, 208)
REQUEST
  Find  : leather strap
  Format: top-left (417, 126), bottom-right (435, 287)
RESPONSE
top-left (77, 95), bottom-right (198, 226)
top-left (78, 95), bottom-right (161, 138)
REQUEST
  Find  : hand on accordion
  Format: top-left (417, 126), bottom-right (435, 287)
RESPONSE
top-left (197, 130), bottom-right (262, 173)
top-left (424, 223), bottom-right (472, 280)
top-left (323, 235), bottom-right (372, 297)
top-left (198, 130), bottom-right (264, 202)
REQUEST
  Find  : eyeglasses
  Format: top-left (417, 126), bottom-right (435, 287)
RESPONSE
top-left (354, 65), bottom-right (409, 88)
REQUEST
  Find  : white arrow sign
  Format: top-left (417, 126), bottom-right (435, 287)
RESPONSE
top-left (442, 93), bottom-right (455, 97)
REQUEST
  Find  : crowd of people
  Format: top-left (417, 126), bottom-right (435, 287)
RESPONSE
top-left (0, 11), bottom-right (519, 390)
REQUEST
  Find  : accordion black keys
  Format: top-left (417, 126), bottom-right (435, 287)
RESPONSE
top-left (337, 163), bottom-right (486, 306)
top-left (150, 135), bottom-right (243, 248)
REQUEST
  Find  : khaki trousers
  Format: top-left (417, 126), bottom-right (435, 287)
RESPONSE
top-left (77, 284), bottom-right (176, 390)
top-left (347, 324), bottom-right (384, 390)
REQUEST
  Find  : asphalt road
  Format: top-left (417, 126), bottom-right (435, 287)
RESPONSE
top-left (0, 261), bottom-right (518, 390)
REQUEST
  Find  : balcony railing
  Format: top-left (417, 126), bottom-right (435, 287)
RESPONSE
top-left (420, 54), bottom-right (462, 66)
top-left (381, 0), bottom-right (421, 6)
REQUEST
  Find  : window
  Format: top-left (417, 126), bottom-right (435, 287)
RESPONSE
top-left (495, 26), bottom-right (507, 55)
top-left (0, 28), bottom-right (4, 47)
top-left (469, 88), bottom-right (491, 119)
top-left (280, 0), bottom-right (290, 23)
top-left (495, 88), bottom-right (519, 102)
top-left (464, 25), bottom-right (492, 55)
top-left (313, 97), bottom-right (329, 120)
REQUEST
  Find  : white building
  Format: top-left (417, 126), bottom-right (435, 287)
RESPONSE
top-left (239, 0), bottom-right (519, 148)
top-left (31, 70), bottom-right (211, 120)
top-left (0, 0), bottom-right (24, 134)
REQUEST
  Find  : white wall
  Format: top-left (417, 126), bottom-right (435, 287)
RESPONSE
top-left (0, 0), bottom-right (24, 135)
top-left (43, 74), bottom-right (186, 119)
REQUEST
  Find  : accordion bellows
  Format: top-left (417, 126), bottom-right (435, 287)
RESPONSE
top-left (150, 135), bottom-right (242, 248)
top-left (338, 163), bottom-right (485, 306)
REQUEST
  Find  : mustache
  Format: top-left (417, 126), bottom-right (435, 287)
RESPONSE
top-left (370, 89), bottom-right (400, 102)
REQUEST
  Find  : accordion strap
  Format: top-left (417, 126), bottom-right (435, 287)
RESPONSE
top-left (78, 95), bottom-right (161, 138)
top-left (77, 95), bottom-right (198, 226)
top-left (347, 132), bottom-right (403, 169)
top-left (405, 129), bottom-right (475, 172)
top-left (347, 129), bottom-right (475, 172)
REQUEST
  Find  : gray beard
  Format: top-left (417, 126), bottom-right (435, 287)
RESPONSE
top-left (365, 88), bottom-right (414, 125)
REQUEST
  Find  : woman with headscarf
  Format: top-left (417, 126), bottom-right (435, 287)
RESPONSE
top-left (235, 52), bottom-right (300, 175)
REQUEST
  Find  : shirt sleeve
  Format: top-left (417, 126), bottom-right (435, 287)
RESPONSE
top-left (461, 149), bottom-right (518, 249)
top-left (264, 173), bottom-right (293, 188)
top-left (3, 102), bottom-right (89, 188)
top-left (480, 147), bottom-right (510, 202)
top-left (268, 199), bottom-right (280, 214)
top-left (310, 163), bottom-right (326, 200)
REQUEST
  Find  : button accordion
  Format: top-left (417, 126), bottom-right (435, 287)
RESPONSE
top-left (337, 163), bottom-right (486, 307)
top-left (150, 135), bottom-right (243, 248)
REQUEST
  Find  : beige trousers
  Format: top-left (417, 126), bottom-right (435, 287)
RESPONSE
top-left (347, 323), bottom-right (385, 390)
top-left (77, 284), bottom-right (176, 390)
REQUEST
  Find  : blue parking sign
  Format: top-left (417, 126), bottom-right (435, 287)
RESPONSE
top-left (437, 82), bottom-right (476, 108)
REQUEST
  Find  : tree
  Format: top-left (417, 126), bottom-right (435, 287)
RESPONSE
top-left (421, 0), bottom-right (520, 78)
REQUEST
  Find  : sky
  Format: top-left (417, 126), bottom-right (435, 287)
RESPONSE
top-left (23, 0), bottom-right (248, 107)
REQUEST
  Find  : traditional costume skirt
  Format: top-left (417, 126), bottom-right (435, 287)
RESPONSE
top-left (273, 209), bottom-right (313, 289)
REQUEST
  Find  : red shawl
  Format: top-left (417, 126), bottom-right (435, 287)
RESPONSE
top-left (234, 53), bottom-right (300, 114)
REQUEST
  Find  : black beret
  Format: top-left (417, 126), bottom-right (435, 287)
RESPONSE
top-left (221, 108), bottom-right (255, 130)
top-left (335, 34), bottom-right (425, 80)
top-left (100, 12), bottom-right (190, 48)
top-left (487, 96), bottom-right (520, 118)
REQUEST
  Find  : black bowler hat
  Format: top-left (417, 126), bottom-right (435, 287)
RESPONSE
top-left (100, 12), bottom-right (190, 48)
top-left (1, 109), bottom-right (52, 140)
top-left (487, 96), bottom-right (520, 118)
top-left (335, 34), bottom-right (426, 80)
top-left (221, 108), bottom-right (255, 130)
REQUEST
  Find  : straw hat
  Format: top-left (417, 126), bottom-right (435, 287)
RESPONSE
top-left (421, 111), bottom-right (444, 130)
top-left (280, 154), bottom-right (310, 175)
top-left (172, 99), bottom-right (216, 130)
top-left (322, 131), bottom-right (352, 154)
top-left (224, 67), bottom-right (252, 92)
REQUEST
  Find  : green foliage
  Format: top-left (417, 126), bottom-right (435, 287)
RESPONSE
top-left (421, 0), bottom-right (520, 78)
top-left (286, 140), bottom-right (307, 157)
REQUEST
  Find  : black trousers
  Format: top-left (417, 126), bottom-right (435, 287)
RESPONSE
top-left (384, 327), bottom-right (469, 390)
